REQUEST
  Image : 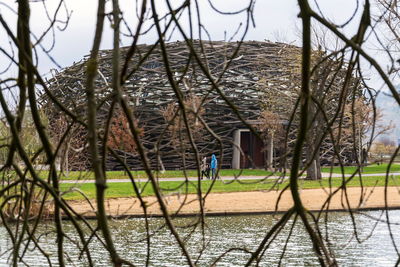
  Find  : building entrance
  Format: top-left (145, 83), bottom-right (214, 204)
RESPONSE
top-left (239, 131), bottom-right (264, 169)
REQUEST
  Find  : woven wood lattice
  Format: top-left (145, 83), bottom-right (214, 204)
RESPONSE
top-left (43, 41), bottom-right (358, 171)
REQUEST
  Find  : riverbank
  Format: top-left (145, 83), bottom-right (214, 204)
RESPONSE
top-left (66, 186), bottom-right (400, 218)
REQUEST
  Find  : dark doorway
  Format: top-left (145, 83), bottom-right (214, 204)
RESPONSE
top-left (240, 131), bottom-right (265, 168)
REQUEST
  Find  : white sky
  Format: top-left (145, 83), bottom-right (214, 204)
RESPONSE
top-left (0, 0), bottom-right (364, 75)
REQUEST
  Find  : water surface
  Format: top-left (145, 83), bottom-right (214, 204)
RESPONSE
top-left (1, 210), bottom-right (399, 266)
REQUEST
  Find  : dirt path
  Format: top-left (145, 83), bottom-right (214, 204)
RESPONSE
top-left (66, 186), bottom-right (400, 217)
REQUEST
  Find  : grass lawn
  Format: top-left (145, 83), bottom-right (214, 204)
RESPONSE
top-left (56, 163), bottom-right (400, 182)
top-left (321, 163), bottom-right (400, 174)
top-left (60, 175), bottom-right (400, 201)
top-left (4, 164), bottom-right (399, 185)
top-left (58, 169), bottom-right (278, 181)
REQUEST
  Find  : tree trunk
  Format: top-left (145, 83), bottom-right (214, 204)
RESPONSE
top-left (266, 133), bottom-right (274, 171)
top-left (65, 142), bottom-right (69, 177)
top-left (306, 104), bottom-right (322, 180)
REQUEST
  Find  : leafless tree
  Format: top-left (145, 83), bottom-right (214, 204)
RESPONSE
top-left (0, 0), bottom-right (400, 266)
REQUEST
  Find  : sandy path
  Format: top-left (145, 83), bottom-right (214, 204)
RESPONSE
top-left (66, 186), bottom-right (400, 217)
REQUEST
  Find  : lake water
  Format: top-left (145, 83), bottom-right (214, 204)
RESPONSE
top-left (1, 210), bottom-right (400, 266)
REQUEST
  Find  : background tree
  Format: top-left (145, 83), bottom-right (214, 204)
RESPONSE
top-left (371, 137), bottom-right (397, 163)
top-left (0, 118), bottom-right (10, 165)
top-left (107, 108), bottom-right (143, 171)
top-left (258, 44), bottom-right (368, 180)
top-left (256, 110), bottom-right (284, 170)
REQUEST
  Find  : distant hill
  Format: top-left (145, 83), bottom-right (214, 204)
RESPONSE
top-left (376, 91), bottom-right (400, 143)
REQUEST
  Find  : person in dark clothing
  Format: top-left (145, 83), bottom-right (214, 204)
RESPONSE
top-left (201, 156), bottom-right (210, 179)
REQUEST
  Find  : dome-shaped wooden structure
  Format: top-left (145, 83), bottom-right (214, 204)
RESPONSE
top-left (43, 41), bottom-right (358, 171)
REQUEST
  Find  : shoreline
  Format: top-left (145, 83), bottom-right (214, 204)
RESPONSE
top-left (62, 206), bottom-right (400, 220)
top-left (65, 186), bottom-right (400, 219)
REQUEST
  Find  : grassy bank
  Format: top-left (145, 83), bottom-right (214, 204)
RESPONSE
top-left (321, 163), bottom-right (400, 174)
top-left (56, 163), bottom-right (400, 181)
top-left (60, 175), bottom-right (400, 200)
top-left (58, 169), bottom-right (278, 181)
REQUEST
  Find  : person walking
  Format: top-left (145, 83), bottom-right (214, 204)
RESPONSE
top-left (210, 154), bottom-right (218, 180)
top-left (201, 156), bottom-right (210, 179)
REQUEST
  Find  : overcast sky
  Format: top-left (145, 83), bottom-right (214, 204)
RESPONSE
top-left (0, 0), bottom-right (363, 75)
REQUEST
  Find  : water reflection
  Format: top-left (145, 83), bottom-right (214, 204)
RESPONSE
top-left (0, 210), bottom-right (399, 266)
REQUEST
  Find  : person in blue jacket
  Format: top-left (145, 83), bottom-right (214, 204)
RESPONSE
top-left (210, 154), bottom-right (218, 180)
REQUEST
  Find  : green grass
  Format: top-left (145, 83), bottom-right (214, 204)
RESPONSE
top-left (58, 169), bottom-right (277, 181)
top-left (60, 175), bottom-right (400, 200)
top-left (26, 163), bottom-right (400, 183)
top-left (321, 163), bottom-right (400, 174)
top-left (60, 179), bottom-right (278, 200)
